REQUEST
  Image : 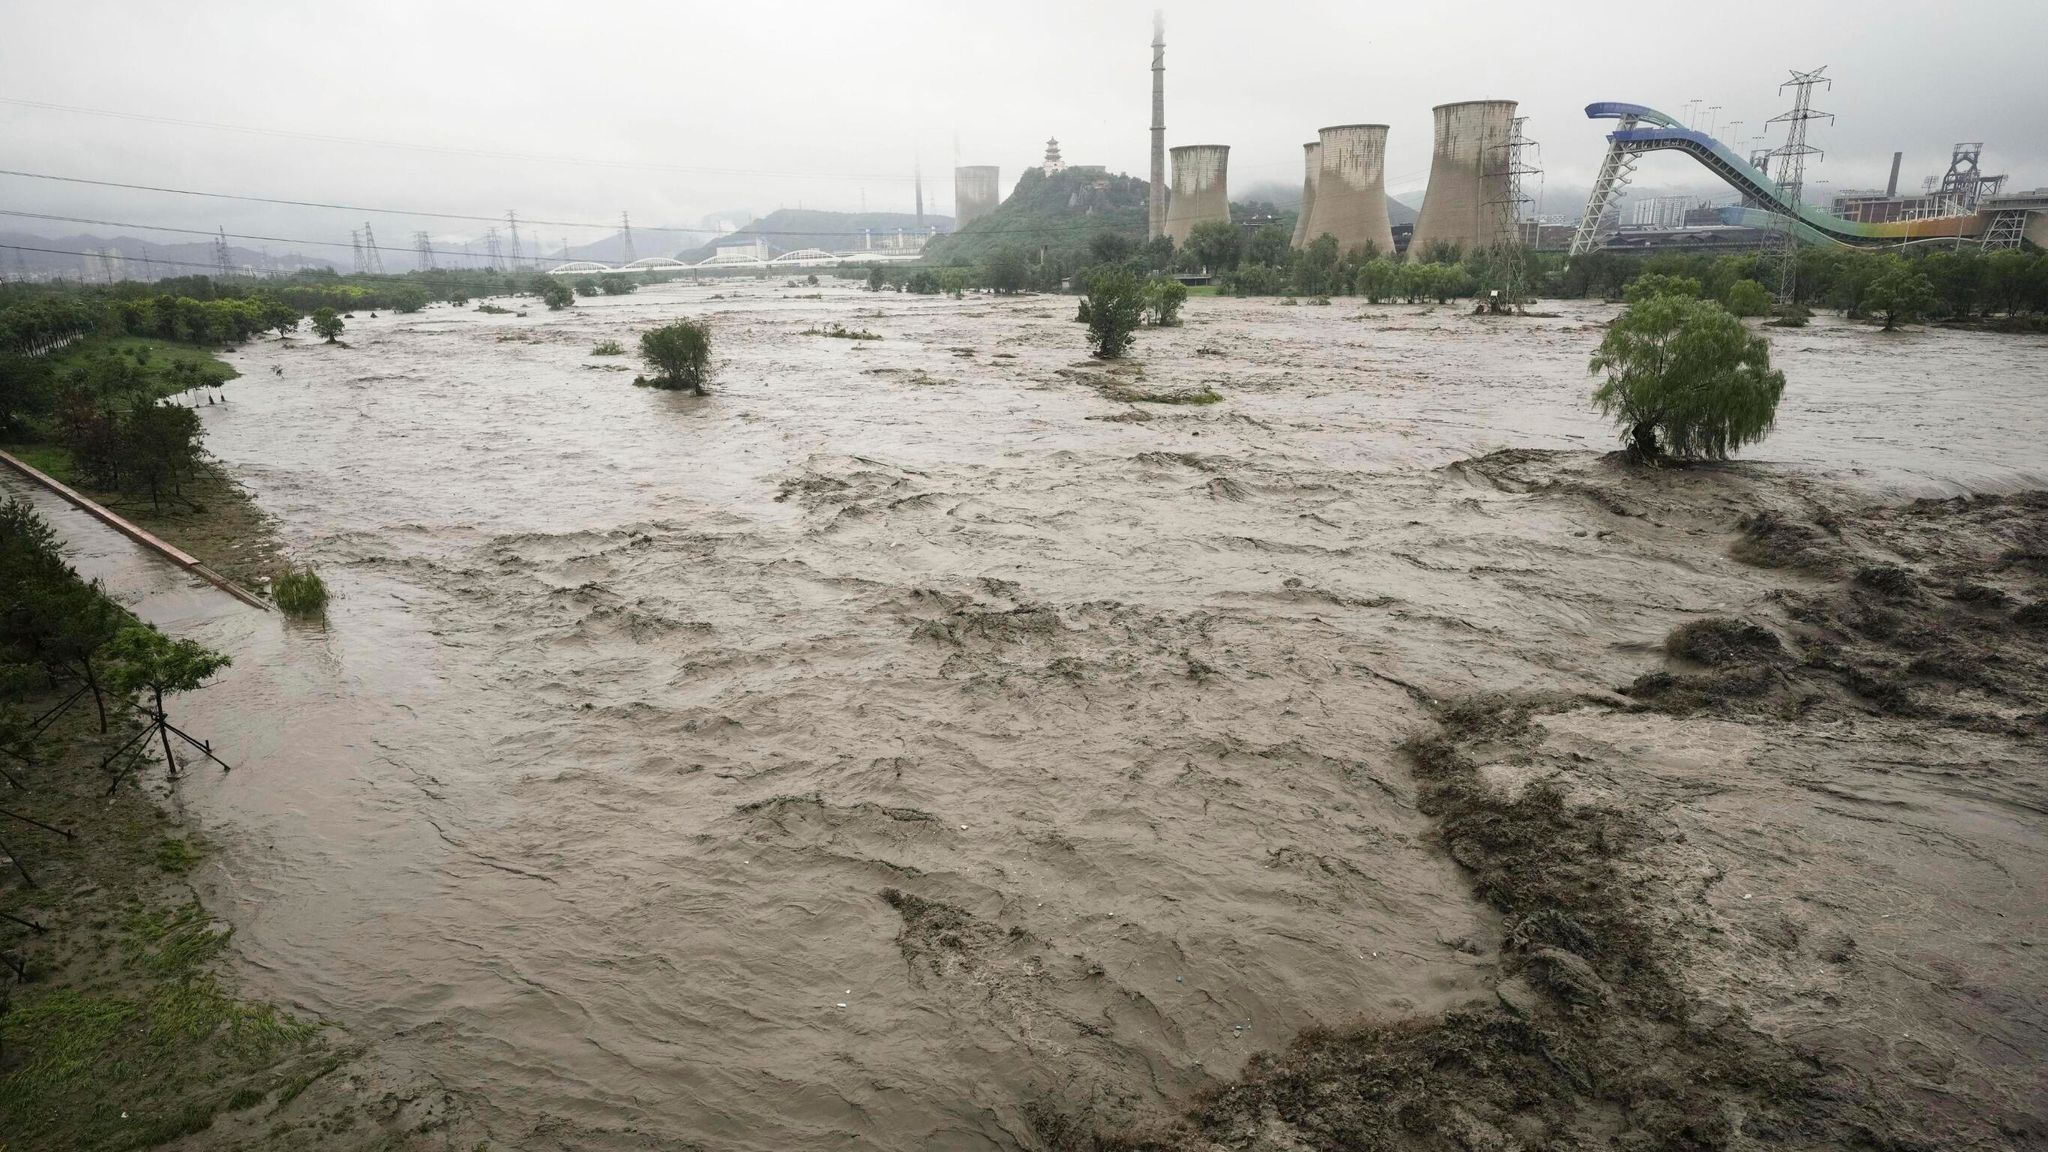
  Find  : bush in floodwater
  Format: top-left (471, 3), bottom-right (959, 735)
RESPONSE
top-left (272, 566), bottom-right (329, 617)
top-left (1590, 295), bottom-right (1785, 462)
top-left (1081, 265), bottom-right (1147, 360)
top-left (590, 339), bottom-right (625, 356)
top-left (1723, 279), bottom-right (1772, 318)
top-left (309, 307), bottom-right (344, 343)
top-left (638, 320), bottom-right (712, 394)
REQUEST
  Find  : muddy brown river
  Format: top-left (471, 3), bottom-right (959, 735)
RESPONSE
top-left (10, 286), bottom-right (2046, 1149)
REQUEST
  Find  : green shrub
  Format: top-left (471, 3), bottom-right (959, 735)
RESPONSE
top-left (1145, 277), bottom-right (1188, 326)
top-left (1724, 280), bottom-right (1772, 318)
top-left (1623, 273), bottom-right (1702, 305)
top-left (1590, 295), bottom-right (1785, 461)
top-left (1082, 267), bottom-right (1147, 359)
top-left (590, 340), bottom-right (625, 356)
top-left (638, 320), bottom-right (712, 393)
top-left (272, 566), bottom-right (329, 617)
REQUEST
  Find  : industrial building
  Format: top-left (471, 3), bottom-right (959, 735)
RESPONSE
top-left (1163, 145), bottom-right (1230, 244)
top-left (1290, 142), bottom-right (1321, 248)
top-left (1297, 124), bottom-right (1395, 255)
top-left (1410, 100), bottom-right (1519, 258)
top-left (953, 166), bottom-right (1001, 231)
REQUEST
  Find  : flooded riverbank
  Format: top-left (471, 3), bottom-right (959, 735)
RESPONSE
top-left (18, 284), bottom-right (2043, 1149)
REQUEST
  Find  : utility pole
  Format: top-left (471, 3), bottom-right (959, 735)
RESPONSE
top-left (914, 153), bottom-right (925, 231)
top-left (620, 211), bottom-right (635, 265)
top-left (1762, 67), bottom-right (1832, 305)
top-left (414, 231), bottom-right (435, 271)
top-left (1148, 10), bottom-right (1167, 242)
top-left (483, 228), bottom-right (503, 272)
top-left (351, 230), bottom-right (366, 274)
top-left (213, 227), bottom-right (233, 280)
top-left (361, 222), bottom-right (387, 275)
top-left (505, 211), bottom-right (525, 270)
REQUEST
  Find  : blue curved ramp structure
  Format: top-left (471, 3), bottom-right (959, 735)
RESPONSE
top-left (1569, 102), bottom-right (1980, 255)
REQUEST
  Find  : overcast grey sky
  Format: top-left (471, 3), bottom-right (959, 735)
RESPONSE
top-left (2, 0), bottom-right (2043, 257)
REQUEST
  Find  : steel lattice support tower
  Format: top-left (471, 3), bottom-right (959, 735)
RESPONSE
top-left (360, 222), bottom-right (387, 275)
top-left (505, 211), bottom-right (525, 270)
top-left (1148, 10), bottom-right (1166, 242)
top-left (1761, 67), bottom-right (1832, 304)
top-left (350, 230), bottom-right (366, 274)
top-left (1483, 117), bottom-right (1542, 307)
top-left (414, 232), bottom-right (435, 271)
top-left (210, 228), bottom-right (231, 279)
top-left (620, 212), bottom-right (635, 265)
top-left (1569, 114), bottom-right (1640, 258)
top-left (483, 228), bottom-right (503, 272)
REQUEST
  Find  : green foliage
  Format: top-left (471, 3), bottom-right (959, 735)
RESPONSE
top-left (925, 166), bottom-right (1150, 268)
top-left (1414, 239), bottom-right (1464, 265)
top-left (1355, 257), bottom-right (1401, 302)
top-left (1082, 266), bottom-right (1147, 359)
top-left (533, 277), bottom-right (575, 311)
top-left (1181, 221), bottom-right (1243, 274)
top-left (272, 566), bottom-right (329, 618)
top-left (1723, 279), bottom-right (1772, 318)
top-left (388, 287), bottom-right (430, 314)
top-left (1590, 295), bottom-right (1786, 461)
top-left (599, 276), bottom-right (638, 296)
top-left (590, 339), bottom-right (625, 356)
top-left (803, 323), bottom-right (881, 340)
top-left (1145, 277), bottom-right (1188, 326)
top-left (866, 265), bottom-right (886, 292)
top-left (638, 320), bottom-right (712, 394)
top-left (1863, 260), bottom-right (1938, 330)
top-left (105, 624), bottom-right (231, 699)
top-left (1089, 231), bottom-right (1138, 265)
top-left (1294, 235), bottom-right (1343, 296)
top-left (1622, 273), bottom-right (1702, 305)
top-left (983, 248), bottom-right (1028, 294)
top-left (309, 307), bottom-right (343, 343)
top-left (905, 270), bottom-right (942, 295)
top-left (574, 276), bottom-right (602, 297)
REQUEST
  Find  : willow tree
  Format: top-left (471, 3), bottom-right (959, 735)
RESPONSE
top-left (1590, 295), bottom-right (1785, 462)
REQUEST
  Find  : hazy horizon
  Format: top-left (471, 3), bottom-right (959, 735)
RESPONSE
top-left (3, 0), bottom-right (2043, 259)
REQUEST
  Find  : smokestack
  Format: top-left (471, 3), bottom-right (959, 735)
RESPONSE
top-left (1410, 100), bottom-right (1517, 260)
top-left (1149, 10), bottom-right (1166, 241)
top-left (1164, 145), bottom-right (1229, 245)
top-left (953, 166), bottom-right (1001, 230)
top-left (1887, 151), bottom-right (1903, 197)
top-left (1290, 143), bottom-right (1321, 249)
top-left (1298, 125), bottom-right (1393, 256)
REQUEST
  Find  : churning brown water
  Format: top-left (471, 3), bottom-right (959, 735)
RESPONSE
top-left (11, 286), bottom-right (2046, 1149)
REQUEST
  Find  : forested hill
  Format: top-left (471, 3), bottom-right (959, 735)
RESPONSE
top-left (678, 209), bottom-right (952, 262)
top-left (923, 167), bottom-right (1149, 266)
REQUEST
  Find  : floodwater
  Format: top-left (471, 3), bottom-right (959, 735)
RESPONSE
top-left (12, 286), bottom-right (2047, 1149)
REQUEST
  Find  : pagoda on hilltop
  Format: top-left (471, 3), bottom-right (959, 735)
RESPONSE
top-left (1041, 138), bottom-right (1066, 176)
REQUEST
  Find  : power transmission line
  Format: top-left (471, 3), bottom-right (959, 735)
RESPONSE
top-left (0, 96), bottom-right (915, 183)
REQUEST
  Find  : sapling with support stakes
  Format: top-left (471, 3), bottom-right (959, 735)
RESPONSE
top-left (101, 625), bottom-right (234, 793)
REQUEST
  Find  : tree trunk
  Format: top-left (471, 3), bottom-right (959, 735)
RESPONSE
top-left (155, 688), bottom-right (178, 778)
top-left (1629, 420), bottom-right (1661, 463)
top-left (82, 659), bottom-right (106, 733)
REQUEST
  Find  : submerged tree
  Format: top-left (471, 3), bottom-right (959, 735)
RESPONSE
top-left (1082, 266), bottom-right (1147, 359)
top-left (309, 307), bottom-right (344, 343)
top-left (534, 276), bottom-right (575, 311)
top-left (1589, 295), bottom-right (1785, 462)
top-left (638, 320), bottom-right (712, 394)
top-left (1863, 262), bottom-right (1938, 330)
top-left (103, 624), bottom-right (232, 789)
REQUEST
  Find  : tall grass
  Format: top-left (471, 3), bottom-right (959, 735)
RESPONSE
top-left (272, 566), bottom-right (328, 617)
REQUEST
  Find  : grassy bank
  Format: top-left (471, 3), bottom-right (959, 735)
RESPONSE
top-left (5, 336), bottom-right (290, 596)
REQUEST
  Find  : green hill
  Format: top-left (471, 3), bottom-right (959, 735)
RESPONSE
top-left (924, 167), bottom-right (1149, 266)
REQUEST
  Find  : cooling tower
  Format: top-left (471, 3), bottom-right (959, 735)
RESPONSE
top-left (953, 166), bottom-right (1001, 231)
top-left (1164, 145), bottom-right (1230, 245)
top-left (1290, 142), bottom-right (1321, 248)
top-left (1409, 100), bottom-right (1517, 260)
top-left (1298, 125), bottom-right (1393, 255)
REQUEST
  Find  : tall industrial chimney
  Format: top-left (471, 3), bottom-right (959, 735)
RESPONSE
top-left (1409, 100), bottom-right (1518, 260)
top-left (1886, 151), bottom-right (1903, 197)
top-left (1149, 10), bottom-right (1167, 241)
top-left (1291, 142), bottom-right (1321, 248)
top-left (915, 155), bottom-right (925, 230)
top-left (1298, 125), bottom-right (1393, 255)
top-left (1163, 145), bottom-right (1229, 245)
